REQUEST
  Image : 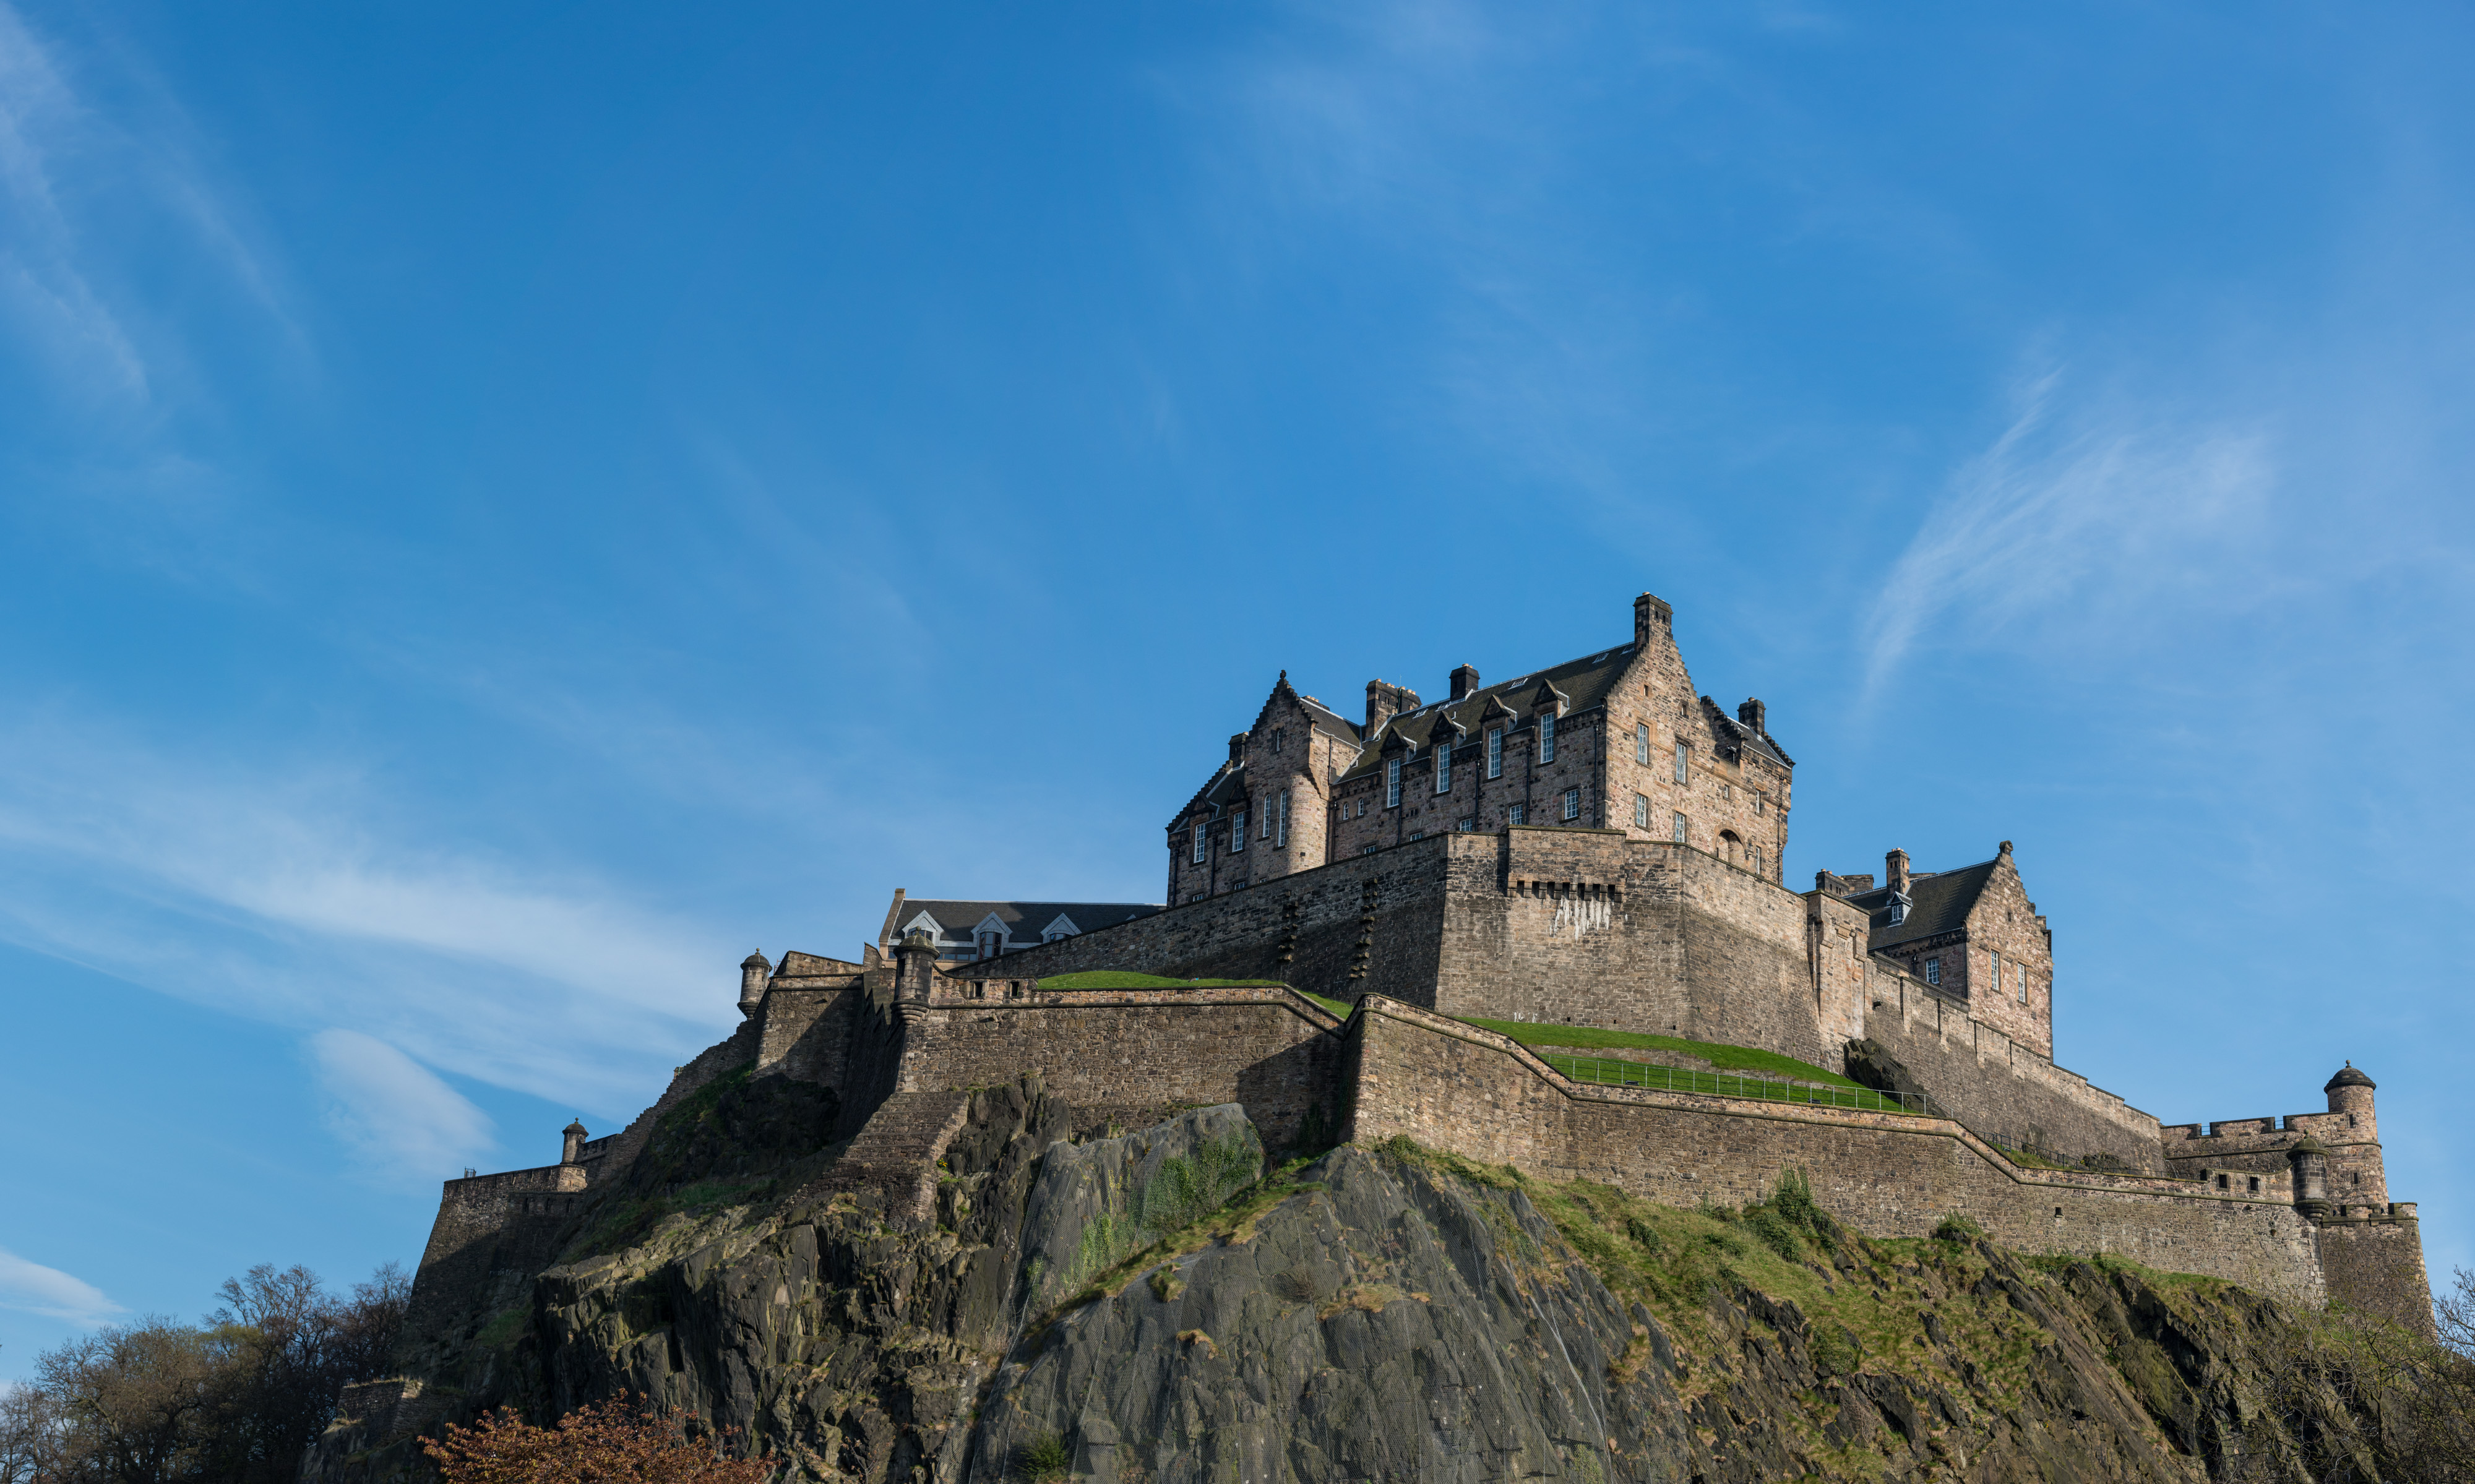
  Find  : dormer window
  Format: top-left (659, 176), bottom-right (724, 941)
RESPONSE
top-left (1386, 757), bottom-right (1402, 808)
top-left (1539, 711), bottom-right (1556, 763)
top-left (1435, 740), bottom-right (1452, 793)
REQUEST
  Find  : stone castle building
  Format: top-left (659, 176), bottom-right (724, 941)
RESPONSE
top-left (399, 588), bottom-right (2430, 1375)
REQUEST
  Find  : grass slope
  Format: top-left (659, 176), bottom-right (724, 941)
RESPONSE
top-left (1451, 1014), bottom-right (1866, 1090)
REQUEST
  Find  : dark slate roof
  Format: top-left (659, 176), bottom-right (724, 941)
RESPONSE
top-left (1296, 694), bottom-right (1360, 741)
top-left (885, 899), bottom-right (1161, 948)
top-left (1841, 859), bottom-right (2000, 952)
top-left (1707, 700), bottom-right (1794, 768)
top-left (1337, 643), bottom-right (1644, 782)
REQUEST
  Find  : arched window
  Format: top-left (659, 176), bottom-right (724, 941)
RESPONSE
top-left (1719, 829), bottom-right (1743, 865)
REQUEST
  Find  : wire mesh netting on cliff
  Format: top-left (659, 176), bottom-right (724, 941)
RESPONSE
top-left (1537, 1052), bottom-right (1941, 1117)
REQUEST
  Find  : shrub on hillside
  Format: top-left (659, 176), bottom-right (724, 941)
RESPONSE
top-left (421, 1395), bottom-right (771, 1483)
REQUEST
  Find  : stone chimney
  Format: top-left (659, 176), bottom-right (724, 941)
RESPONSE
top-left (1450, 664), bottom-right (1480, 701)
top-left (1364, 680), bottom-right (1420, 734)
top-left (1999, 839), bottom-right (2014, 861)
top-left (738, 951), bottom-right (772, 1018)
top-left (1228, 733), bottom-right (1247, 766)
top-left (1634, 592), bottom-right (1674, 646)
top-left (1885, 849), bottom-right (1910, 896)
top-left (561, 1119), bottom-right (588, 1166)
top-left (1737, 697), bottom-right (1765, 734)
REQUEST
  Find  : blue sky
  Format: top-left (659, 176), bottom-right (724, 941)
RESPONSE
top-left (5, 2), bottom-right (2473, 1372)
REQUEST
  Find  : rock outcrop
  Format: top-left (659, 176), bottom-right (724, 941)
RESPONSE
top-left (307, 1081), bottom-right (2415, 1483)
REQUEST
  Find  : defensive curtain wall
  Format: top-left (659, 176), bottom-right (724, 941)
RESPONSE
top-left (965, 826), bottom-right (2167, 1171)
top-left (401, 950), bottom-right (2429, 1362)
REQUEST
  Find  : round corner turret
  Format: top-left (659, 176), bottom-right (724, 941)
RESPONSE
top-left (2325, 1061), bottom-right (2376, 1118)
top-left (739, 950), bottom-right (772, 1018)
top-left (2287, 1134), bottom-right (2331, 1214)
top-left (561, 1118), bottom-right (589, 1166)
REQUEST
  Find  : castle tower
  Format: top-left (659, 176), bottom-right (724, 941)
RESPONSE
top-left (739, 951), bottom-right (772, 1018)
top-left (2323, 1063), bottom-right (2388, 1207)
top-left (2287, 1135), bottom-right (2331, 1216)
top-left (560, 1118), bottom-right (588, 1166)
top-left (895, 929), bottom-right (939, 1002)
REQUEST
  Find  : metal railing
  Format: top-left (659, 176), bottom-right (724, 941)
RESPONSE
top-left (1538, 1052), bottom-right (1942, 1118)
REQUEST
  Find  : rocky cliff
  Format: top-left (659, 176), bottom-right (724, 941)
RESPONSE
top-left (308, 1073), bottom-right (2429, 1483)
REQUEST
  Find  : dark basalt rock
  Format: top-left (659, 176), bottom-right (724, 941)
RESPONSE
top-left (308, 1084), bottom-right (2400, 1484)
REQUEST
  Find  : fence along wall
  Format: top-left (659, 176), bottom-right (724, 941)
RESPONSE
top-left (1344, 996), bottom-right (2333, 1306)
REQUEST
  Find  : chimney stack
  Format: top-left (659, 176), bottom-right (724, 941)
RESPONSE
top-left (1885, 849), bottom-right (1910, 896)
top-left (1228, 733), bottom-right (1247, 765)
top-left (1634, 592), bottom-right (1674, 646)
top-left (1737, 697), bottom-right (1765, 734)
top-left (1364, 680), bottom-right (1421, 734)
top-left (1450, 664), bottom-right (1479, 701)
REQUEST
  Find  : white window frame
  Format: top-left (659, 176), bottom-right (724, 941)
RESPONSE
top-left (1231, 810), bottom-right (1247, 852)
top-left (1192, 824), bottom-right (1205, 864)
top-left (1539, 711), bottom-right (1556, 763)
top-left (1509, 803), bottom-right (1526, 825)
top-left (1385, 757), bottom-right (1401, 808)
top-left (1435, 740), bottom-right (1452, 794)
top-left (1562, 787), bottom-right (1580, 821)
top-left (1672, 740), bottom-right (1688, 784)
top-left (1633, 793), bottom-right (1648, 828)
top-left (1925, 956), bottom-right (1941, 987)
top-left (1671, 811), bottom-right (1686, 843)
top-left (1487, 727), bottom-right (1503, 779)
top-left (1635, 723), bottom-right (1650, 765)
top-left (1992, 949), bottom-right (2004, 998)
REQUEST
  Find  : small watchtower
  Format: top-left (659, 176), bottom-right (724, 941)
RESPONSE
top-left (739, 951), bottom-right (773, 1018)
top-left (559, 1118), bottom-right (588, 1167)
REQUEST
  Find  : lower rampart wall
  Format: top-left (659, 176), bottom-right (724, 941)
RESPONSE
top-left (887, 984), bottom-right (1345, 1148)
top-left (1346, 997), bottom-right (2334, 1306)
top-left (1859, 971), bottom-right (2163, 1173)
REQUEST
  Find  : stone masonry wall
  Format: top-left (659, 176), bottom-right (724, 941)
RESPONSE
top-left (1859, 965), bottom-right (2161, 1172)
top-left (887, 982), bottom-right (1346, 1148)
top-left (960, 837), bottom-right (1453, 1006)
top-left (2162, 1108), bottom-right (2390, 1209)
top-left (1345, 997), bottom-right (2332, 1305)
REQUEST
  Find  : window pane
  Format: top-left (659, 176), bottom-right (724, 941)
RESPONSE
top-left (1509, 803), bottom-right (1525, 825)
top-left (1673, 741), bottom-right (1687, 784)
top-left (1487, 728), bottom-right (1502, 779)
top-left (1541, 711), bottom-right (1555, 761)
top-left (1671, 811), bottom-right (1685, 843)
top-left (1436, 740), bottom-right (1452, 794)
top-left (1635, 723), bottom-right (1649, 764)
top-left (1633, 793), bottom-right (1648, 828)
top-left (1562, 787), bottom-right (1580, 820)
top-left (1386, 758), bottom-right (1401, 808)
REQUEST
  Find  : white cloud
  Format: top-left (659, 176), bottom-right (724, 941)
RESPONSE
top-left (0, 1246), bottom-right (120, 1324)
top-left (1862, 367), bottom-right (2279, 688)
top-left (309, 1030), bottom-right (496, 1183)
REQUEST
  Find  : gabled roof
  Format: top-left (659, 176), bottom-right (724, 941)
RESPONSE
top-left (1842, 859), bottom-right (2000, 953)
top-left (1706, 698), bottom-right (1794, 768)
top-left (1338, 643), bottom-right (1643, 783)
top-left (885, 899), bottom-right (1162, 946)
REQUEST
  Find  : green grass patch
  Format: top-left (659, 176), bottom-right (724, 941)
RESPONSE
top-left (1036, 971), bottom-right (1288, 990)
top-left (1299, 990), bottom-right (1354, 1019)
top-left (1533, 1051), bottom-right (1929, 1116)
top-left (1450, 1016), bottom-right (1866, 1089)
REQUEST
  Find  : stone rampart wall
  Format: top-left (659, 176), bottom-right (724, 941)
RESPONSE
top-left (950, 839), bottom-right (1453, 1006)
top-left (1345, 997), bottom-right (2332, 1305)
top-left (1859, 966), bottom-right (2163, 1172)
top-left (889, 984), bottom-right (1345, 1148)
top-left (2162, 1110), bottom-right (2390, 1207)
top-left (2318, 1216), bottom-right (2434, 1334)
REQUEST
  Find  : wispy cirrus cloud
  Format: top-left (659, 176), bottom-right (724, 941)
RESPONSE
top-left (1862, 367), bottom-right (2279, 690)
top-left (0, 1247), bottom-right (120, 1324)
top-left (310, 1030), bottom-right (496, 1186)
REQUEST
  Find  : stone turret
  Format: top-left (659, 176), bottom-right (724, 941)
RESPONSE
top-left (739, 951), bottom-right (772, 1018)
top-left (561, 1119), bottom-right (588, 1167)
top-left (895, 929), bottom-right (939, 1003)
top-left (2326, 1063), bottom-right (2375, 1123)
top-left (2288, 1135), bottom-right (2331, 1216)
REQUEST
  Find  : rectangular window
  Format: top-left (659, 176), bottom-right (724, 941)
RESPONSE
top-left (1671, 811), bottom-right (1686, 843)
top-left (1635, 722), bottom-right (1650, 764)
top-left (1408, 830), bottom-right (1423, 841)
top-left (1562, 787), bottom-right (1581, 821)
top-left (1509, 803), bottom-right (1526, 825)
top-left (1272, 727), bottom-right (1285, 753)
top-left (1260, 805), bottom-right (1273, 840)
top-left (1925, 956), bottom-right (1941, 987)
top-left (2018, 966), bottom-right (2028, 1003)
top-left (1991, 950), bottom-right (2003, 997)
top-left (1672, 740), bottom-right (1688, 784)
top-left (1755, 796), bottom-right (1765, 815)
top-left (1487, 727), bottom-right (1503, 779)
top-left (1456, 817), bottom-right (1474, 831)
top-left (1231, 810), bottom-right (1246, 851)
top-left (1385, 757), bottom-right (1402, 808)
top-left (1276, 791), bottom-right (1290, 847)
top-left (1539, 711), bottom-right (1556, 762)
top-left (1192, 825), bottom-right (1205, 864)
top-left (1633, 793), bottom-right (1648, 828)
top-left (1435, 740), bottom-right (1452, 794)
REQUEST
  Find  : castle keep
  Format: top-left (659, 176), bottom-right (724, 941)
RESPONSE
top-left (402, 590), bottom-right (2430, 1371)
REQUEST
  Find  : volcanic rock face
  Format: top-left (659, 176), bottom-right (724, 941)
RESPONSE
top-left (308, 1079), bottom-right (2392, 1483)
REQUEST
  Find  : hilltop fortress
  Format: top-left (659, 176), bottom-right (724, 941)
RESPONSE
top-left (398, 591), bottom-right (2430, 1387)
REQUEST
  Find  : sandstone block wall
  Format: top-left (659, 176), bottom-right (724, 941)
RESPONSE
top-left (890, 982), bottom-right (1345, 1148)
top-left (2318, 1216), bottom-right (2434, 1334)
top-left (1345, 997), bottom-right (2333, 1306)
top-left (2162, 1109), bottom-right (2390, 1208)
top-left (1858, 969), bottom-right (2162, 1172)
top-left (952, 838), bottom-right (1454, 1006)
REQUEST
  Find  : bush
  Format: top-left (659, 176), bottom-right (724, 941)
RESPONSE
top-left (423, 1394), bottom-right (770, 1483)
top-left (1932, 1212), bottom-right (1986, 1243)
top-left (1019, 1428), bottom-right (1072, 1483)
top-left (1742, 1208), bottom-right (1804, 1261)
